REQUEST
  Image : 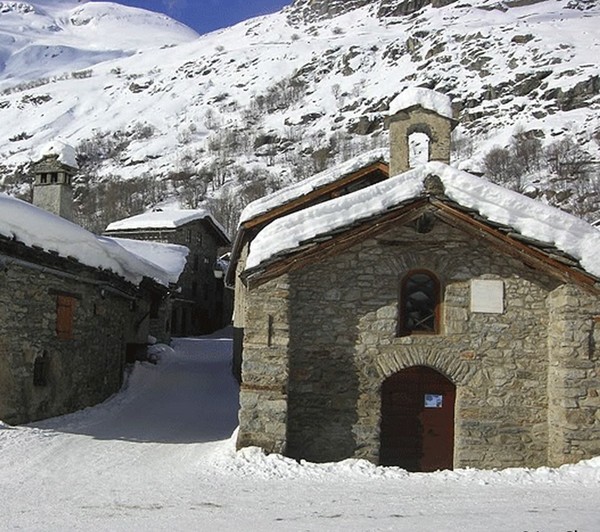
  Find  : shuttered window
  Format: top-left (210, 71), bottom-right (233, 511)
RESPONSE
top-left (56, 295), bottom-right (76, 340)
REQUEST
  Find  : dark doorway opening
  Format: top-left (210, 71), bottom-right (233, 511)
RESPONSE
top-left (380, 366), bottom-right (455, 471)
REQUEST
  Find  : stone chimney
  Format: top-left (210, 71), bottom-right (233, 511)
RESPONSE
top-left (32, 141), bottom-right (78, 221)
top-left (388, 88), bottom-right (457, 177)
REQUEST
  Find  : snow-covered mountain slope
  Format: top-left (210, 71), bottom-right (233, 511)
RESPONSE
top-left (0, 0), bottom-right (598, 228)
top-left (0, 0), bottom-right (197, 85)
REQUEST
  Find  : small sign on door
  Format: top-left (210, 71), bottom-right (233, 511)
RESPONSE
top-left (424, 394), bottom-right (443, 408)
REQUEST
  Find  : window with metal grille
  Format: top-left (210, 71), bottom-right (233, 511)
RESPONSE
top-left (399, 271), bottom-right (440, 335)
top-left (56, 295), bottom-right (76, 340)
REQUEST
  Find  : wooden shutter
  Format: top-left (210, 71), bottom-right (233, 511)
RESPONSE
top-left (56, 295), bottom-right (76, 340)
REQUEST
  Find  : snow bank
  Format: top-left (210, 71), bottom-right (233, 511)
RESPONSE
top-left (37, 139), bottom-right (78, 169)
top-left (246, 162), bottom-right (600, 278)
top-left (105, 207), bottom-right (228, 241)
top-left (212, 442), bottom-right (600, 484)
top-left (147, 343), bottom-right (176, 364)
top-left (389, 87), bottom-right (453, 119)
top-left (0, 194), bottom-right (172, 286)
top-left (213, 444), bottom-right (407, 480)
top-left (105, 237), bottom-right (189, 284)
top-left (239, 148), bottom-right (388, 225)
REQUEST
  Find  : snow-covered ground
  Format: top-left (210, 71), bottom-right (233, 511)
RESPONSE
top-left (1, 331), bottom-right (599, 531)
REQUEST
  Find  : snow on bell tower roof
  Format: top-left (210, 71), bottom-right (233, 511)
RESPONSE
top-left (37, 140), bottom-right (79, 170)
top-left (389, 88), bottom-right (453, 120)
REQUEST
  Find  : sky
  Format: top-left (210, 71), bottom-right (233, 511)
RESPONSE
top-left (93, 0), bottom-right (293, 35)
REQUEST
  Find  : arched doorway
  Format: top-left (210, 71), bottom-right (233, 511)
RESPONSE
top-left (380, 366), bottom-right (455, 471)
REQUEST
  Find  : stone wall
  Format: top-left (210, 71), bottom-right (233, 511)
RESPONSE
top-left (236, 217), bottom-right (600, 469)
top-left (0, 256), bottom-right (142, 424)
top-left (237, 276), bottom-right (290, 454)
top-left (547, 284), bottom-right (600, 465)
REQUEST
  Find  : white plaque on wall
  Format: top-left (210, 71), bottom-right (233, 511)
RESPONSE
top-left (470, 280), bottom-right (504, 314)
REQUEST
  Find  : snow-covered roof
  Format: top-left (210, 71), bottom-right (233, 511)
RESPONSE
top-left (246, 162), bottom-right (600, 279)
top-left (0, 194), bottom-right (173, 287)
top-left (37, 140), bottom-right (79, 170)
top-left (239, 148), bottom-right (388, 226)
top-left (389, 88), bottom-right (453, 120)
top-left (105, 208), bottom-right (229, 242)
top-left (103, 237), bottom-right (189, 285)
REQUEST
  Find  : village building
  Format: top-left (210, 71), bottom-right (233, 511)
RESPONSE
top-left (105, 209), bottom-right (232, 336)
top-left (0, 143), bottom-right (189, 425)
top-left (0, 194), bottom-right (178, 425)
top-left (228, 89), bottom-right (600, 471)
top-left (102, 237), bottom-right (189, 344)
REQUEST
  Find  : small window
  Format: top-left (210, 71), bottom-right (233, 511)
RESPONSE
top-left (56, 295), bottom-right (76, 340)
top-left (50, 172), bottom-right (58, 183)
top-left (33, 352), bottom-right (49, 386)
top-left (399, 270), bottom-right (440, 336)
top-left (186, 229), bottom-right (192, 243)
top-left (40, 174), bottom-right (47, 184)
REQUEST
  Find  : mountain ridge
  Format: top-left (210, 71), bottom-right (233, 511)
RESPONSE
top-left (0, 0), bottom-right (598, 231)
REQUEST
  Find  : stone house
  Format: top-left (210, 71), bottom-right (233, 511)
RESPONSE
top-left (228, 89), bottom-right (600, 471)
top-left (102, 237), bottom-right (189, 344)
top-left (105, 209), bottom-right (232, 336)
top-left (0, 142), bottom-right (186, 425)
top-left (0, 194), bottom-right (174, 425)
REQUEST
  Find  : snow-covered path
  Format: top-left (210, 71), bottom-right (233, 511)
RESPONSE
top-left (1, 332), bottom-right (599, 531)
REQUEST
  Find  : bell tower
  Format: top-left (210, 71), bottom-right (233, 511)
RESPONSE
top-left (388, 88), bottom-right (457, 177)
top-left (32, 141), bottom-right (78, 221)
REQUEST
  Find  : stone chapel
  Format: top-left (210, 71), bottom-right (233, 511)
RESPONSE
top-left (228, 89), bottom-right (600, 471)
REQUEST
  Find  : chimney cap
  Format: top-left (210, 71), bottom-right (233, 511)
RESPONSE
top-left (35, 140), bottom-right (79, 171)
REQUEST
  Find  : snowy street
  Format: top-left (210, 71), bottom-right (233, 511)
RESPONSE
top-left (1, 332), bottom-right (599, 531)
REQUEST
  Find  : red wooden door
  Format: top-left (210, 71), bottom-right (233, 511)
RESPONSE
top-left (380, 366), bottom-right (455, 471)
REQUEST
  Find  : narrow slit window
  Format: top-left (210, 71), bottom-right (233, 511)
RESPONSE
top-left (33, 352), bottom-right (49, 387)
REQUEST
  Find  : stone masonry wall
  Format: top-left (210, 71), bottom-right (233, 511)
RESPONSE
top-left (547, 284), bottom-right (600, 465)
top-left (237, 275), bottom-right (291, 454)
top-left (0, 260), bottom-right (135, 424)
top-left (241, 217), bottom-right (576, 468)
